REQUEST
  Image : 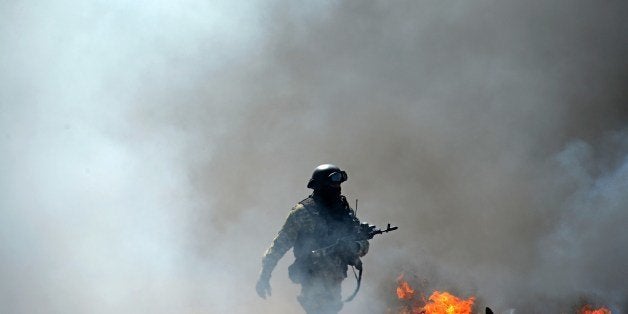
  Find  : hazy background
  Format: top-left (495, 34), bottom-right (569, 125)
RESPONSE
top-left (1, 1), bottom-right (627, 313)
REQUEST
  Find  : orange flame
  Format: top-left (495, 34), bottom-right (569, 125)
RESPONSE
top-left (393, 276), bottom-right (475, 314)
top-left (579, 305), bottom-right (611, 314)
top-left (397, 275), bottom-right (416, 300)
top-left (423, 291), bottom-right (475, 314)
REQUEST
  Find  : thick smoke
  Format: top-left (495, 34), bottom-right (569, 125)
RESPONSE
top-left (1, 1), bottom-right (627, 313)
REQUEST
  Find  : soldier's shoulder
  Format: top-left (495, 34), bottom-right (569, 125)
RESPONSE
top-left (290, 196), bottom-right (314, 213)
top-left (291, 203), bottom-right (306, 213)
top-left (295, 196), bottom-right (317, 209)
top-left (298, 195), bottom-right (315, 206)
top-left (285, 197), bottom-right (316, 226)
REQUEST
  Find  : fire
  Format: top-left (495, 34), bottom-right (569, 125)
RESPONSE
top-left (423, 291), bottom-right (475, 314)
top-left (393, 275), bottom-right (475, 314)
top-left (396, 275), bottom-right (416, 300)
top-left (579, 305), bottom-right (611, 314)
top-left (392, 275), bottom-right (612, 314)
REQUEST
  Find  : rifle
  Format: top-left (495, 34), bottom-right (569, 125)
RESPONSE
top-left (364, 222), bottom-right (399, 238)
top-left (310, 222), bottom-right (398, 302)
top-left (311, 222), bottom-right (398, 256)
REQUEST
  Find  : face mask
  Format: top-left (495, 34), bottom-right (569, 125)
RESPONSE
top-left (315, 185), bottom-right (341, 203)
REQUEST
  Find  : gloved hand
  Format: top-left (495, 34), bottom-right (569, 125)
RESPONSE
top-left (255, 274), bottom-right (272, 299)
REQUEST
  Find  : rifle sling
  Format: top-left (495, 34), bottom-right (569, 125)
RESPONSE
top-left (343, 265), bottom-right (362, 302)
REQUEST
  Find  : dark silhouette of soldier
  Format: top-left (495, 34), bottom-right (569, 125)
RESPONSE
top-left (256, 164), bottom-right (369, 314)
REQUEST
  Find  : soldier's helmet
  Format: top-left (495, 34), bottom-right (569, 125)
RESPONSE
top-left (307, 164), bottom-right (348, 189)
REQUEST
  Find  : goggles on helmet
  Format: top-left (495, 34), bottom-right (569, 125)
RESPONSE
top-left (328, 171), bottom-right (348, 183)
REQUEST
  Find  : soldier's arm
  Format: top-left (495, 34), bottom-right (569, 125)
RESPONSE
top-left (355, 238), bottom-right (369, 257)
top-left (349, 208), bottom-right (370, 257)
top-left (259, 205), bottom-right (303, 279)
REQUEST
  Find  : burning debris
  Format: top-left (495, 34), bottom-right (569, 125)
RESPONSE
top-left (423, 291), bottom-right (476, 314)
top-left (389, 274), bottom-right (613, 314)
top-left (390, 274), bottom-right (476, 314)
top-left (396, 274), bottom-right (416, 301)
top-left (578, 305), bottom-right (612, 314)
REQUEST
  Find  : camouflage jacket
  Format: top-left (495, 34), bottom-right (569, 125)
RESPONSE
top-left (260, 194), bottom-right (369, 281)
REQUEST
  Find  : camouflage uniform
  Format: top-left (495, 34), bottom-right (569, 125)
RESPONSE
top-left (260, 194), bottom-right (369, 314)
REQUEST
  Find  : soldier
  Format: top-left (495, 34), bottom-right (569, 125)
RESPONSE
top-left (256, 164), bottom-right (370, 314)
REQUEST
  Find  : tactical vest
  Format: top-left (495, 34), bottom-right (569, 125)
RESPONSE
top-left (289, 195), bottom-right (358, 283)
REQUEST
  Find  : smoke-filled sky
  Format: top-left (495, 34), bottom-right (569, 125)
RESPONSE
top-left (1, 1), bottom-right (627, 313)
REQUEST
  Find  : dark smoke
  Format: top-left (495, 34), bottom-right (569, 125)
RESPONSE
top-left (1, 1), bottom-right (627, 313)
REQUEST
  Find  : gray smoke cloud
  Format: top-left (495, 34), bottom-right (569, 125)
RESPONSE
top-left (1, 1), bottom-right (627, 313)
